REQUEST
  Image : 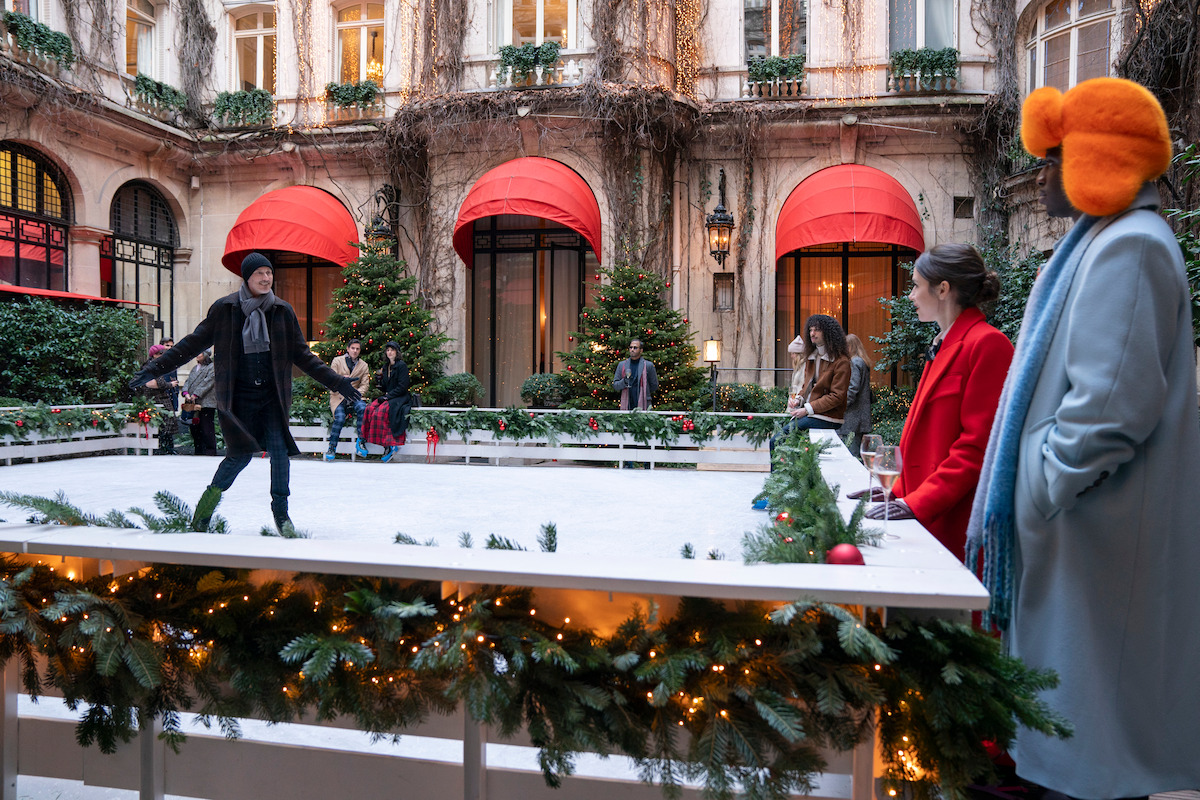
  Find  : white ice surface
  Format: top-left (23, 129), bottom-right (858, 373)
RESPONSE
top-left (0, 454), bottom-right (770, 560)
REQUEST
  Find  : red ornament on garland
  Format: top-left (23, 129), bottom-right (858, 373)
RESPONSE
top-left (638, 274), bottom-right (644, 279)
top-left (826, 544), bottom-right (865, 565)
top-left (51, 408), bottom-right (61, 414)
top-left (15, 420), bottom-right (23, 427)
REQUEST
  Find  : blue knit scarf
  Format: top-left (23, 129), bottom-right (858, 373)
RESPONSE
top-left (966, 214), bottom-right (1098, 631)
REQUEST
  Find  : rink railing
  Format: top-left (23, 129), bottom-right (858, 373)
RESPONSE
top-left (291, 408), bottom-right (788, 470)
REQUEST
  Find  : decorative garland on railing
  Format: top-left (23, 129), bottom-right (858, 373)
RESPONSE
top-left (0, 431), bottom-right (1070, 799)
top-left (409, 408), bottom-right (783, 448)
top-left (0, 400), bottom-right (161, 441)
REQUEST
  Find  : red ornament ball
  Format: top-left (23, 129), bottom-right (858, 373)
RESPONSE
top-left (826, 544), bottom-right (865, 565)
top-left (378, 284), bottom-right (384, 290)
top-left (665, 281), bottom-right (671, 287)
top-left (52, 408), bottom-right (61, 414)
top-left (638, 274), bottom-right (644, 279)
top-left (15, 420), bottom-right (23, 427)
top-left (618, 295), bottom-right (625, 301)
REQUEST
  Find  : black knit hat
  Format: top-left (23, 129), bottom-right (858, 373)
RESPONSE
top-left (240, 252), bottom-right (272, 283)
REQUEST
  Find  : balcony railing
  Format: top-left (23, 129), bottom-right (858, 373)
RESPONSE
top-left (886, 70), bottom-right (958, 93)
top-left (488, 57), bottom-right (588, 89)
top-left (740, 74), bottom-right (807, 99)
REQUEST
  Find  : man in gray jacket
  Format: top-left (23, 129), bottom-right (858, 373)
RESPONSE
top-left (182, 350), bottom-right (217, 456)
top-left (969, 78), bottom-right (1200, 799)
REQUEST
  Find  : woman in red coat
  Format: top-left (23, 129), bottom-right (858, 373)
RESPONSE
top-left (865, 243), bottom-right (1013, 559)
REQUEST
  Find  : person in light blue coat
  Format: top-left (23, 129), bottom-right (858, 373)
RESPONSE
top-left (969, 78), bottom-right (1200, 799)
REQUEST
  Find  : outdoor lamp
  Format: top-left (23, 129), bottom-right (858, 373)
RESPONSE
top-left (365, 214), bottom-right (393, 249)
top-left (705, 168), bottom-right (735, 267)
top-left (704, 338), bottom-right (722, 411)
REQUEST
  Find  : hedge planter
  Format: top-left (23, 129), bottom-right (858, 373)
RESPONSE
top-left (2, 11), bottom-right (74, 71)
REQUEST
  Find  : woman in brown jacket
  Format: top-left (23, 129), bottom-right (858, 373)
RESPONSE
top-left (767, 313), bottom-right (852, 469)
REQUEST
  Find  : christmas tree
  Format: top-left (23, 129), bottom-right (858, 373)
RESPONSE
top-left (557, 255), bottom-right (706, 409)
top-left (313, 243), bottom-right (452, 398)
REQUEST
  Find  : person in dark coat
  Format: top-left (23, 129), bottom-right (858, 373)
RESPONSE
top-left (361, 341), bottom-right (412, 463)
top-left (140, 343), bottom-right (179, 455)
top-left (131, 252), bottom-right (361, 532)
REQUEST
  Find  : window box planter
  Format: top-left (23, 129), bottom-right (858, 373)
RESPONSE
top-left (492, 42), bottom-right (577, 88)
top-left (2, 11), bottom-right (75, 72)
top-left (886, 47), bottom-right (959, 93)
top-left (131, 73), bottom-right (188, 123)
top-left (213, 88), bottom-right (275, 128)
top-left (324, 80), bottom-right (382, 122)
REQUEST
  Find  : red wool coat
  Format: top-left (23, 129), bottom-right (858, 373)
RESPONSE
top-left (896, 307), bottom-right (1013, 559)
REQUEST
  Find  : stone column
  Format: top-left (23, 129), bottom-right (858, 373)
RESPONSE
top-left (68, 225), bottom-right (110, 297)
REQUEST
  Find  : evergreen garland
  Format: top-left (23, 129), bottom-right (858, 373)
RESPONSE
top-left (0, 400), bottom-right (161, 440)
top-left (0, 469), bottom-right (1070, 798)
top-left (742, 432), bottom-right (879, 564)
top-left (557, 254), bottom-right (707, 410)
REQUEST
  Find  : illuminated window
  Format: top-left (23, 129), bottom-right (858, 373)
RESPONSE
top-left (744, 0), bottom-right (806, 61)
top-left (4, 0), bottom-right (37, 21)
top-left (776, 243), bottom-right (917, 387)
top-left (490, 0), bottom-right (578, 50)
top-left (0, 143), bottom-right (70, 291)
top-left (126, 0), bottom-right (157, 77)
top-left (1026, 0), bottom-right (1114, 92)
top-left (107, 182), bottom-right (177, 338)
top-left (889, 0), bottom-right (955, 52)
top-left (233, 9), bottom-right (277, 92)
top-left (334, 1), bottom-right (384, 85)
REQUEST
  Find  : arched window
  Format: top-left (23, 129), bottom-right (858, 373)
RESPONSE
top-left (0, 142), bottom-right (71, 291)
top-left (233, 7), bottom-right (277, 92)
top-left (745, 0), bottom-right (806, 62)
top-left (1026, 0), bottom-right (1115, 93)
top-left (334, 1), bottom-right (384, 85)
top-left (106, 182), bottom-right (177, 338)
top-left (126, 0), bottom-right (158, 76)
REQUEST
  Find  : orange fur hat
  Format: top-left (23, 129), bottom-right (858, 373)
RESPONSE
top-left (1021, 78), bottom-right (1171, 216)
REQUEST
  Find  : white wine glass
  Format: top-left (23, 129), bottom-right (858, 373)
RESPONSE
top-left (859, 434), bottom-right (883, 500)
top-left (873, 445), bottom-right (903, 539)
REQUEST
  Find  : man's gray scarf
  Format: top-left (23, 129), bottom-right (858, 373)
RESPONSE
top-left (238, 284), bottom-right (276, 354)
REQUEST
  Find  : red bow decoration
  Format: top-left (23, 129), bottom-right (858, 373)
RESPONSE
top-left (137, 409), bottom-right (152, 444)
top-left (426, 427), bottom-right (440, 463)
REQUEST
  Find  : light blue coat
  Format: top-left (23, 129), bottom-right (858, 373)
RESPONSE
top-left (1010, 184), bottom-right (1200, 796)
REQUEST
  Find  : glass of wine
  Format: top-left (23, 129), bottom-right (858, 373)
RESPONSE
top-left (873, 445), bottom-right (903, 539)
top-left (859, 434), bottom-right (882, 500)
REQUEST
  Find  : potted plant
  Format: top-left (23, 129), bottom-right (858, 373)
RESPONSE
top-left (745, 53), bottom-right (805, 97)
top-left (888, 46), bottom-right (958, 92)
top-left (2, 11), bottom-right (75, 69)
top-left (520, 372), bottom-right (567, 408)
top-left (213, 88), bottom-right (274, 127)
top-left (133, 73), bottom-right (188, 120)
top-left (325, 79), bottom-right (379, 108)
top-left (425, 373), bottom-right (485, 408)
top-left (497, 41), bottom-right (562, 86)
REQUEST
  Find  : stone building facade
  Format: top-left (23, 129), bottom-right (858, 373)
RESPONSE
top-left (0, 0), bottom-right (1129, 405)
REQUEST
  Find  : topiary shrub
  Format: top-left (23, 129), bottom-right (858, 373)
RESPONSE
top-left (869, 385), bottom-right (915, 445)
top-left (693, 382), bottom-right (787, 413)
top-left (424, 373), bottom-right (484, 407)
top-left (520, 373), bottom-right (567, 408)
top-left (0, 297), bottom-right (145, 403)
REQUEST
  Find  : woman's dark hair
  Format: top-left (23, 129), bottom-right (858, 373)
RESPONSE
top-left (802, 313), bottom-right (849, 360)
top-left (914, 243), bottom-right (1001, 308)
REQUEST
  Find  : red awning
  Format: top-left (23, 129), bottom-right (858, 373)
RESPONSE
top-left (222, 186), bottom-right (359, 274)
top-left (775, 165), bottom-right (925, 262)
top-left (453, 158), bottom-right (602, 268)
top-left (0, 284), bottom-right (158, 306)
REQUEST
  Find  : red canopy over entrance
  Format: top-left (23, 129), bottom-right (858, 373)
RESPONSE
top-left (221, 186), bottom-right (359, 274)
top-left (453, 158), bottom-right (602, 269)
top-left (0, 284), bottom-right (156, 306)
top-left (775, 165), bottom-right (925, 262)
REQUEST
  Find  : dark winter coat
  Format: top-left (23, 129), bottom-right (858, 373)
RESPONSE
top-left (377, 359), bottom-right (412, 438)
top-left (138, 291), bottom-right (344, 457)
